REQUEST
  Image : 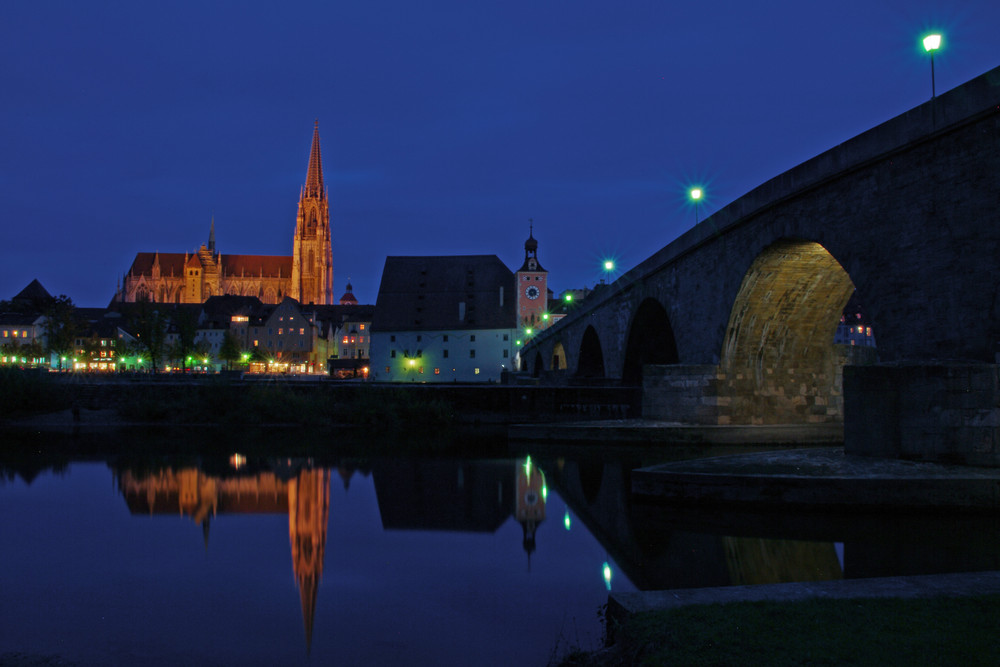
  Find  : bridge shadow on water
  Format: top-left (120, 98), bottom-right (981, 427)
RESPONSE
top-left (519, 442), bottom-right (1000, 592)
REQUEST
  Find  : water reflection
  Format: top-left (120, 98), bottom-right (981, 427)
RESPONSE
top-left (117, 464), bottom-right (334, 649)
top-left (2, 432), bottom-right (999, 665)
top-left (106, 455), bottom-right (563, 658)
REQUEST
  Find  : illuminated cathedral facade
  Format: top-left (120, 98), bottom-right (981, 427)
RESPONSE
top-left (118, 122), bottom-right (334, 306)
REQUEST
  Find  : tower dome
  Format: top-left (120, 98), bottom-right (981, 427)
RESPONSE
top-left (338, 280), bottom-right (358, 305)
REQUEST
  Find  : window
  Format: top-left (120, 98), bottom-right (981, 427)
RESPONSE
top-left (391, 350), bottom-right (396, 358)
top-left (503, 349), bottom-right (508, 358)
top-left (419, 367), bottom-right (424, 374)
top-left (278, 328), bottom-right (283, 335)
top-left (434, 368), bottom-right (440, 374)
top-left (474, 368), bottom-right (480, 375)
top-left (470, 334), bottom-right (476, 342)
top-left (443, 349), bottom-right (449, 358)
top-left (416, 350), bottom-right (422, 358)
top-left (417, 335), bottom-right (422, 342)
top-left (343, 336), bottom-right (349, 344)
top-left (300, 328), bottom-right (305, 335)
top-left (385, 366), bottom-right (390, 373)
top-left (503, 334), bottom-right (508, 341)
top-left (470, 349), bottom-right (476, 358)
top-left (360, 324), bottom-right (365, 331)
top-left (390, 335), bottom-right (396, 342)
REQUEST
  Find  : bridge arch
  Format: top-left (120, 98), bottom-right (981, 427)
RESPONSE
top-left (531, 351), bottom-right (544, 377)
top-left (622, 298), bottom-right (679, 385)
top-left (576, 326), bottom-right (606, 379)
top-left (551, 342), bottom-right (568, 371)
top-left (720, 239), bottom-right (857, 424)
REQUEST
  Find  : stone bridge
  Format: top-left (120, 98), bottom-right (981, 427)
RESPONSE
top-left (520, 65), bottom-right (1000, 466)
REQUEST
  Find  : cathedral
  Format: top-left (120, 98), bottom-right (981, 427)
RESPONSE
top-left (118, 122), bottom-right (334, 305)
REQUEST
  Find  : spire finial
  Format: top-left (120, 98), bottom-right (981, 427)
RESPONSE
top-left (304, 121), bottom-right (324, 198)
top-left (208, 214), bottom-right (216, 253)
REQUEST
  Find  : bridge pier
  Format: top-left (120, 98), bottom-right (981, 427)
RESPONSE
top-left (844, 363), bottom-right (1000, 467)
top-left (643, 347), bottom-right (875, 426)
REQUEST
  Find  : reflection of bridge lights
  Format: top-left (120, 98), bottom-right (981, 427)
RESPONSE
top-left (229, 453), bottom-right (246, 470)
top-left (541, 484), bottom-right (547, 501)
top-left (603, 561), bottom-right (613, 590)
top-left (564, 510), bottom-right (571, 531)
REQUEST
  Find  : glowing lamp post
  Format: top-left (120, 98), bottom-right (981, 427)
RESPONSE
top-left (689, 186), bottom-right (704, 224)
top-left (923, 33), bottom-right (942, 98)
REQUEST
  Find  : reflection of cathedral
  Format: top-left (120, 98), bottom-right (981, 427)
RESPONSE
top-left (117, 465), bottom-right (333, 649)
top-left (118, 122), bottom-right (334, 305)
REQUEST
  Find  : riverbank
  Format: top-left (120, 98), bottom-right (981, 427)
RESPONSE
top-left (559, 572), bottom-right (1000, 665)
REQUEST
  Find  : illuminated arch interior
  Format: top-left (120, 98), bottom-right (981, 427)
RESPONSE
top-left (721, 239), bottom-right (856, 424)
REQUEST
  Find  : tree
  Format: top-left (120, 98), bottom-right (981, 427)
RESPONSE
top-left (218, 330), bottom-right (243, 371)
top-left (43, 295), bottom-right (77, 371)
top-left (132, 299), bottom-right (168, 373)
top-left (171, 307), bottom-right (200, 373)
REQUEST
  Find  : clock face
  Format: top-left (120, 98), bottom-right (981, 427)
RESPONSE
top-left (525, 285), bottom-right (540, 300)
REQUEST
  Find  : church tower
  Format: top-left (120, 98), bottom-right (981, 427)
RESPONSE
top-left (292, 121), bottom-right (334, 305)
top-left (515, 223), bottom-right (548, 330)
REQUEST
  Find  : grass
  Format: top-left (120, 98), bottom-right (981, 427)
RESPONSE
top-left (559, 594), bottom-right (1000, 666)
top-left (0, 368), bottom-right (72, 418)
top-left (114, 383), bottom-right (455, 430)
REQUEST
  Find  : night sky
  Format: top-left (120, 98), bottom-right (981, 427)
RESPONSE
top-left (3, 1), bottom-right (999, 307)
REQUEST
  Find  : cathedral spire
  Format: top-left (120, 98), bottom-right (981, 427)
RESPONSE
top-left (208, 215), bottom-right (216, 253)
top-left (304, 119), bottom-right (325, 199)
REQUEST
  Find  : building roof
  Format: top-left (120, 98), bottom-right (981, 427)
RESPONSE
top-left (13, 279), bottom-right (53, 305)
top-left (372, 255), bottom-right (515, 332)
top-left (126, 252), bottom-right (293, 279)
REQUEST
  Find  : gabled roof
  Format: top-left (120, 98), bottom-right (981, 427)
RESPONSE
top-left (372, 255), bottom-right (516, 332)
top-left (13, 279), bottom-right (53, 304)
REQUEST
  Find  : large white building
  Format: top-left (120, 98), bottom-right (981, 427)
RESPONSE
top-left (369, 255), bottom-right (520, 383)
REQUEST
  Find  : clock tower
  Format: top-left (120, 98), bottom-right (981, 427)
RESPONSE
top-left (516, 224), bottom-right (548, 330)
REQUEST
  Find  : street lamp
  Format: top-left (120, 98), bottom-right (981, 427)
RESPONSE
top-left (923, 33), bottom-right (942, 98)
top-left (689, 186), bottom-right (704, 224)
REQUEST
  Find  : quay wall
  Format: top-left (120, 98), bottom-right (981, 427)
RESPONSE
top-left (44, 375), bottom-right (641, 425)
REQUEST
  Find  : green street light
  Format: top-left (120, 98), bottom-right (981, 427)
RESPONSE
top-left (603, 260), bottom-right (615, 272)
top-left (689, 186), bottom-right (705, 224)
top-left (922, 33), bottom-right (942, 98)
top-left (564, 293), bottom-right (573, 303)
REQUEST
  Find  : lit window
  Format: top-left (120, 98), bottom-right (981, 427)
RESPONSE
top-left (385, 366), bottom-right (390, 373)
top-left (866, 327), bottom-right (872, 336)
top-left (299, 328), bottom-right (304, 335)
top-left (474, 368), bottom-right (480, 375)
top-left (253, 340), bottom-right (259, 347)
top-left (360, 324), bottom-right (365, 330)
top-left (12, 331), bottom-right (18, 338)
top-left (343, 336), bottom-right (349, 344)
top-left (434, 368), bottom-right (440, 375)
top-left (278, 328), bottom-right (283, 335)
top-left (419, 367), bottom-right (424, 374)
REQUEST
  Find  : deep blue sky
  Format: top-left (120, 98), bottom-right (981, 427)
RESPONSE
top-left (2, 1), bottom-right (999, 306)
